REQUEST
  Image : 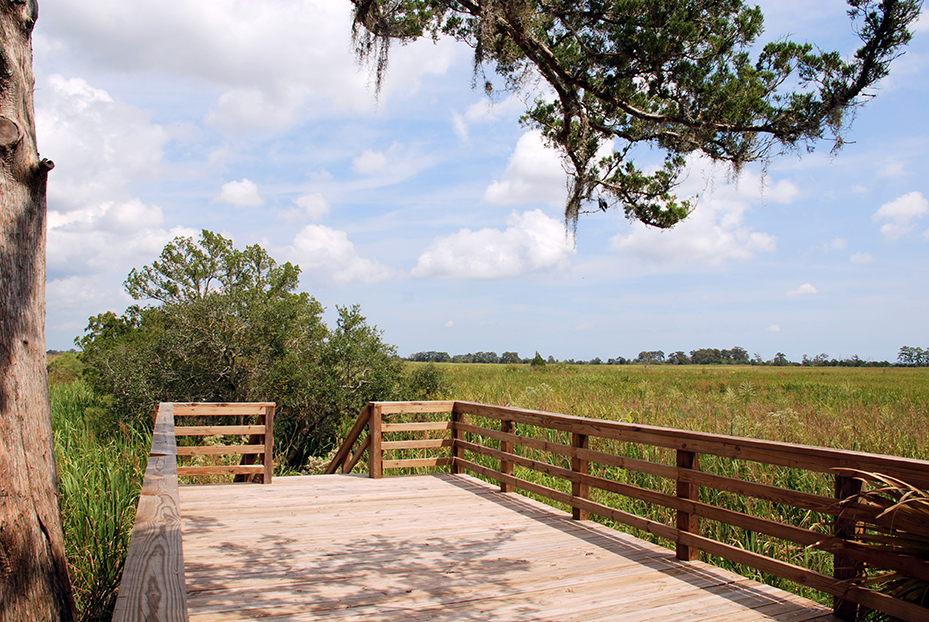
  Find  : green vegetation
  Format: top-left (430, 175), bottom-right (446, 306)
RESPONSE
top-left (442, 363), bottom-right (929, 458)
top-left (78, 230), bottom-right (407, 468)
top-left (51, 380), bottom-right (149, 622)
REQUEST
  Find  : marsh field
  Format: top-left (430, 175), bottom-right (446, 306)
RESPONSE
top-left (53, 363), bottom-right (929, 619)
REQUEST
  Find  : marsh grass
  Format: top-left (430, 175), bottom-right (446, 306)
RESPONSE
top-left (370, 363), bottom-right (929, 607)
top-left (52, 381), bottom-right (149, 622)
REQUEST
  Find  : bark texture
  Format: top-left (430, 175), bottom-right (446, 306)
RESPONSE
top-left (0, 0), bottom-right (76, 620)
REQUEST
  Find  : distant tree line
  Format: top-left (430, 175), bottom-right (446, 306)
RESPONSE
top-left (406, 346), bottom-right (923, 368)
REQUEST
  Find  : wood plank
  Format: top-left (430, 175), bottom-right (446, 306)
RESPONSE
top-left (382, 438), bottom-right (453, 450)
top-left (326, 404), bottom-right (370, 474)
top-left (381, 421), bottom-right (453, 432)
top-left (175, 425), bottom-right (265, 436)
top-left (173, 402), bottom-right (274, 416)
top-left (181, 474), bottom-right (843, 622)
top-left (113, 441), bottom-right (186, 621)
top-left (178, 465), bottom-right (265, 476)
top-left (375, 400), bottom-right (456, 415)
top-left (177, 445), bottom-right (265, 456)
top-left (382, 457), bottom-right (453, 469)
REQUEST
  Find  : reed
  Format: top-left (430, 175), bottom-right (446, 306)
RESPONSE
top-left (52, 381), bottom-right (149, 622)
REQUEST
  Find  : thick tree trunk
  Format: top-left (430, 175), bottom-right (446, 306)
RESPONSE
top-left (0, 1), bottom-right (76, 620)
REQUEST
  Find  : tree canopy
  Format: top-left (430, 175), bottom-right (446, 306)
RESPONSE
top-left (79, 231), bottom-right (412, 467)
top-left (352, 0), bottom-right (922, 229)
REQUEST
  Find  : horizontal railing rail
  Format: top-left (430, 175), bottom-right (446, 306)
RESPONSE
top-left (327, 400), bottom-right (929, 622)
top-left (112, 403), bottom-right (187, 622)
top-left (174, 402), bottom-right (275, 484)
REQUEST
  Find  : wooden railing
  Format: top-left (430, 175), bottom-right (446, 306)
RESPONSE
top-left (113, 402), bottom-right (275, 622)
top-left (327, 400), bottom-right (929, 622)
top-left (174, 402), bottom-right (275, 484)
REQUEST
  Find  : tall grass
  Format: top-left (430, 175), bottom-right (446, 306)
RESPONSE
top-left (52, 381), bottom-right (150, 622)
top-left (383, 363), bottom-right (929, 608)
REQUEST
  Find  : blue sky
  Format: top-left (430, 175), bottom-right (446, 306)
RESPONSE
top-left (35, 0), bottom-right (928, 362)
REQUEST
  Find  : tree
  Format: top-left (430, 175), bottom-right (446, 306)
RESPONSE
top-left (352, 0), bottom-right (920, 229)
top-left (79, 231), bottom-right (403, 468)
top-left (0, 0), bottom-right (77, 618)
top-left (635, 350), bottom-right (665, 368)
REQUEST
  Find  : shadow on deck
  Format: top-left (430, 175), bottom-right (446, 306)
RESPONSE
top-left (179, 473), bottom-right (838, 621)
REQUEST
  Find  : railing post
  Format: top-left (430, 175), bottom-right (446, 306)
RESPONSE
top-left (368, 403), bottom-right (383, 479)
top-left (571, 431), bottom-right (589, 520)
top-left (450, 407), bottom-right (462, 474)
top-left (500, 420), bottom-right (514, 493)
top-left (262, 404), bottom-right (274, 484)
top-left (833, 473), bottom-right (863, 620)
top-left (675, 449), bottom-right (699, 561)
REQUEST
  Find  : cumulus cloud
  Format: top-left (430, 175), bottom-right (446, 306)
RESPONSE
top-left (483, 131), bottom-right (568, 207)
top-left (293, 193), bottom-right (330, 220)
top-left (850, 252), bottom-right (874, 264)
top-left (37, 0), bottom-right (458, 131)
top-left (787, 283), bottom-right (818, 297)
top-left (288, 225), bottom-right (392, 287)
top-left (873, 191), bottom-right (928, 240)
top-left (412, 209), bottom-right (575, 279)
top-left (767, 324), bottom-right (781, 333)
top-left (213, 178), bottom-right (264, 208)
top-left (610, 155), bottom-right (792, 265)
top-left (36, 74), bottom-right (168, 214)
top-left (825, 238), bottom-right (847, 251)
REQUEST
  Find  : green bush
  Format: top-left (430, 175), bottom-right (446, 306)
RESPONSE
top-left (78, 230), bottom-right (403, 468)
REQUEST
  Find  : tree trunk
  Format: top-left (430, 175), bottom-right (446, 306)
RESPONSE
top-left (0, 1), bottom-right (76, 620)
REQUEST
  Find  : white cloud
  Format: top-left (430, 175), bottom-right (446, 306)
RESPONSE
top-left (36, 74), bottom-right (168, 214)
top-left (850, 252), bottom-right (874, 264)
top-left (347, 143), bottom-right (435, 187)
top-left (37, 0), bottom-right (458, 131)
top-left (873, 191), bottom-right (929, 239)
top-left (610, 155), bottom-right (790, 265)
top-left (413, 209), bottom-right (575, 279)
top-left (483, 131), bottom-right (568, 207)
top-left (787, 283), bottom-right (818, 297)
top-left (445, 320), bottom-right (454, 328)
top-left (288, 224), bottom-right (392, 287)
top-left (213, 178), bottom-right (264, 208)
top-left (825, 238), bottom-right (847, 251)
top-left (767, 324), bottom-right (781, 333)
top-left (292, 193), bottom-right (330, 221)
top-left (353, 149), bottom-right (390, 175)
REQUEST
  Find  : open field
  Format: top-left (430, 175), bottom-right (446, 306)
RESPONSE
top-left (437, 363), bottom-right (929, 460)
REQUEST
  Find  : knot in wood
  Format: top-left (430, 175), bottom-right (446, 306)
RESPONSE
top-left (0, 117), bottom-right (19, 146)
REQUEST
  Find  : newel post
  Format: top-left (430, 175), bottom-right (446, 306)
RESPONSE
top-left (450, 407), bottom-right (462, 474)
top-left (571, 430), bottom-right (589, 520)
top-left (262, 404), bottom-right (274, 484)
top-left (368, 403), bottom-right (383, 479)
top-left (833, 473), bottom-right (863, 620)
top-left (500, 419), bottom-right (514, 493)
top-left (675, 449), bottom-right (700, 561)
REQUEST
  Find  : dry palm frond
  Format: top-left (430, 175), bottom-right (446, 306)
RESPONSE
top-left (836, 471), bottom-right (929, 619)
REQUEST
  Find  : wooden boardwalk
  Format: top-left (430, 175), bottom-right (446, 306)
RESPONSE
top-left (179, 473), bottom-right (839, 621)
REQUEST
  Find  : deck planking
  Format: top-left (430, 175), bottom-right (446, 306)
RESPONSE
top-left (179, 473), bottom-right (839, 621)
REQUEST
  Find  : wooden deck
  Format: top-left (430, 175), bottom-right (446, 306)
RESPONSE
top-left (179, 473), bottom-right (839, 621)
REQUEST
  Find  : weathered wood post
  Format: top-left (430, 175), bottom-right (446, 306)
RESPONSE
top-left (675, 449), bottom-right (699, 560)
top-left (833, 473), bottom-right (863, 620)
top-left (450, 406), bottom-right (462, 474)
top-left (368, 403), bottom-right (383, 478)
top-left (500, 419), bottom-right (515, 492)
top-left (262, 404), bottom-right (274, 484)
top-left (572, 430), bottom-right (589, 520)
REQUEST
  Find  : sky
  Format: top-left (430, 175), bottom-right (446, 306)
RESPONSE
top-left (34, 0), bottom-right (929, 363)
